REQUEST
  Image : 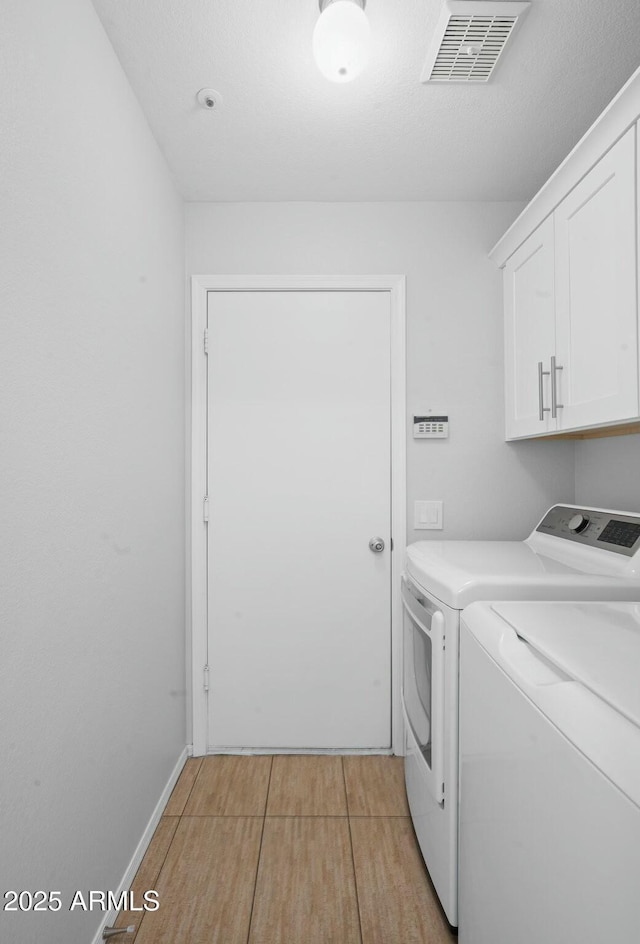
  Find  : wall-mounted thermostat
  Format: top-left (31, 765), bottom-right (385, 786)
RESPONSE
top-left (414, 415), bottom-right (449, 439)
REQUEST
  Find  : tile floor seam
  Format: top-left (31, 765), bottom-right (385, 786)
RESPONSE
top-left (262, 812), bottom-right (350, 817)
top-left (133, 826), bottom-right (177, 942)
top-left (176, 812), bottom-right (272, 818)
top-left (246, 754), bottom-right (273, 944)
top-left (130, 911), bottom-right (145, 942)
top-left (175, 755), bottom-right (204, 815)
top-left (261, 814), bottom-right (355, 821)
top-left (343, 757), bottom-right (365, 944)
top-left (123, 817), bottom-right (181, 943)
top-left (348, 813), bottom-right (411, 818)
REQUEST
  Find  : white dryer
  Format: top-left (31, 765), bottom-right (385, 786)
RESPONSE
top-left (459, 600), bottom-right (640, 943)
top-left (401, 504), bottom-right (640, 927)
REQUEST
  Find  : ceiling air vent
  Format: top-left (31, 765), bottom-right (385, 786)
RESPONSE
top-left (421, 1), bottom-right (530, 84)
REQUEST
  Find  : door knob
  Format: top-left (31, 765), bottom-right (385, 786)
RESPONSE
top-left (369, 537), bottom-right (385, 553)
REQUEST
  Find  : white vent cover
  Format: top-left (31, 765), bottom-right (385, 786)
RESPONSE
top-left (421, 1), bottom-right (530, 83)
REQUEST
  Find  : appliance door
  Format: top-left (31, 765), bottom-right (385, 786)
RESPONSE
top-left (401, 576), bottom-right (445, 805)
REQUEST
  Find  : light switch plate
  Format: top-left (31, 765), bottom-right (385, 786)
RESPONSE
top-left (414, 500), bottom-right (444, 530)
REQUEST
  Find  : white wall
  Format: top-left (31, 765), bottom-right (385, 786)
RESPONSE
top-left (0, 2), bottom-right (185, 942)
top-left (187, 202), bottom-right (576, 541)
top-left (574, 437), bottom-right (640, 511)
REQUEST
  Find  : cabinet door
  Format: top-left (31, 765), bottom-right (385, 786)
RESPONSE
top-left (504, 216), bottom-right (557, 439)
top-left (554, 127), bottom-right (639, 431)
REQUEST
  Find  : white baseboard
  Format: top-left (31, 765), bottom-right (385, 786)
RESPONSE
top-left (206, 747), bottom-right (394, 756)
top-left (90, 747), bottom-right (188, 944)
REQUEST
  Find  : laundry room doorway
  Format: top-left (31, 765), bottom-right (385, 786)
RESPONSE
top-left (190, 276), bottom-right (406, 756)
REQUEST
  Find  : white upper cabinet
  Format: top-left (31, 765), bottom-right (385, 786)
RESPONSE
top-left (504, 217), bottom-right (556, 439)
top-left (554, 128), bottom-right (638, 431)
top-left (493, 64), bottom-right (640, 441)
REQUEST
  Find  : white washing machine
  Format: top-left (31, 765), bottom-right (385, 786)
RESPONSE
top-left (401, 504), bottom-right (640, 927)
top-left (459, 599), bottom-right (640, 943)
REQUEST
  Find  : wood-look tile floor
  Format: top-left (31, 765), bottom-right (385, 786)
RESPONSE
top-left (115, 755), bottom-right (455, 944)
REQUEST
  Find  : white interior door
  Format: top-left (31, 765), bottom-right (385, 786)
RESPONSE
top-left (207, 290), bottom-right (391, 750)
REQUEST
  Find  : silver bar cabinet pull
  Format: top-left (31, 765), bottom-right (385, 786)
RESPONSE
top-left (538, 361), bottom-right (550, 421)
top-left (551, 355), bottom-right (564, 418)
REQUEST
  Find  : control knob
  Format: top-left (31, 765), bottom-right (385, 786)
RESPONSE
top-left (568, 513), bottom-right (590, 534)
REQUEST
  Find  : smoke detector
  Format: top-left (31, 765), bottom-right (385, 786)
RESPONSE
top-left (196, 88), bottom-right (223, 110)
top-left (421, 1), bottom-right (530, 83)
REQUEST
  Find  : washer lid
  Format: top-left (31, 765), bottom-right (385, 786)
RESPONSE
top-left (405, 540), bottom-right (638, 609)
top-left (462, 600), bottom-right (640, 809)
top-left (493, 601), bottom-right (640, 729)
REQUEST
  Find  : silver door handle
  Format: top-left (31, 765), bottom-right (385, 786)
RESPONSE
top-left (538, 361), bottom-right (550, 421)
top-left (369, 537), bottom-right (385, 553)
top-left (551, 356), bottom-right (563, 418)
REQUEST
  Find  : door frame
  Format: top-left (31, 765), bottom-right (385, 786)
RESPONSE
top-left (189, 274), bottom-right (407, 757)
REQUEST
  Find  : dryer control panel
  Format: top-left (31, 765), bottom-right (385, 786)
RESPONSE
top-left (536, 505), bottom-right (640, 557)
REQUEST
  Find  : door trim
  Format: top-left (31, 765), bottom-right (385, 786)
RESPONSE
top-left (189, 274), bottom-right (407, 757)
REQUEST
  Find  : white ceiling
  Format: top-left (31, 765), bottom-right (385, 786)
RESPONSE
top-left (91, 0), bottom-right (640, 202)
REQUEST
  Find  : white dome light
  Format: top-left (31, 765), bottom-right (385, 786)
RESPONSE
top-left (312, 0), bottom-right (371, 84)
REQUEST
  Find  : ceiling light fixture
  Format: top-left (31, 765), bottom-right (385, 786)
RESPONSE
top-left (312, 0), bottom-right (370, 83)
